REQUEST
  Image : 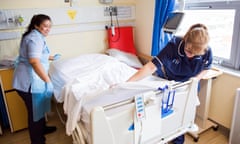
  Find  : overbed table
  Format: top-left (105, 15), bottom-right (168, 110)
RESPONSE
top-left (188, 68), bottom-right (223, 142)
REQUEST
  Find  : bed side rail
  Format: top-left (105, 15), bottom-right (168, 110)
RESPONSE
top-left (103, 79), bottom-right (193, 111)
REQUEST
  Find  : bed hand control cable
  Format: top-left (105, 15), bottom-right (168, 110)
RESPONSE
top-left (135, 94), bottom-right (145, 144)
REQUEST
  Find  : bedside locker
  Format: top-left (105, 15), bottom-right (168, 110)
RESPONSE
top-left (0, 67), bottom-right (28, 132)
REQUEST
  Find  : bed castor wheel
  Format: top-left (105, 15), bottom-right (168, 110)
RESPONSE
top-left (213, 125), bottom-right (219, 131)
top-left (193, 137), bottom-right (199, 142)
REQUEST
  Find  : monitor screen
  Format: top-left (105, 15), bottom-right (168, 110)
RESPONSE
top-left (164, 12), bottom-right (184, 33)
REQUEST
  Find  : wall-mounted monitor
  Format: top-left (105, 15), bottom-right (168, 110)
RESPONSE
top-left (163, 12), bottom-right (184, 34)
top-left (99, 0), bottom-right (113, 4)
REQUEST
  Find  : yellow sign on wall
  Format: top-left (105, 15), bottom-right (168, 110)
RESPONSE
top-left (67, 10), bottom-right (77, 20)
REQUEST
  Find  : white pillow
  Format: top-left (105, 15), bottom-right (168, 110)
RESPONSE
top-left (106, 48), bottom-right (143, 69)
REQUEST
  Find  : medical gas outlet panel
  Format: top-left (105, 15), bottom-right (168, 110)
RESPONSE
top-left (0, 10), bottom-right (24, 29)
top-left (0, 6), bottom-right (135, 40)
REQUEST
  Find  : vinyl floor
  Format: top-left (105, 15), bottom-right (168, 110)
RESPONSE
top-left (0, 103), bottom-right (229, 144)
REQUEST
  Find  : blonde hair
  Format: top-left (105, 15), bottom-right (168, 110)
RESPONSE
top-left (183, 23), bottom-right (210, 55)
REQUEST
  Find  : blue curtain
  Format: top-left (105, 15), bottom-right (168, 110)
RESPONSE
top-left (151, 0), bottom-right (175, 56)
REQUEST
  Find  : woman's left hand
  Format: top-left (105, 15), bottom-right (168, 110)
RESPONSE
top-left (53, 54), bottom-right (61, 60)
top-left (49, 54), bottom-right (61, 61)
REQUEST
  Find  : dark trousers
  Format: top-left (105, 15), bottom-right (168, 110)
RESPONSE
top-left (172, 134), bottom-right (185, 144)
top-left (17, 90), bottom-right (46, 144)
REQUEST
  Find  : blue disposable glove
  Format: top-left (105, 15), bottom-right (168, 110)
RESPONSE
top-left (44, 82), bottom-right (53, 98)
top-left (53, 54), bottom-right (61, 61)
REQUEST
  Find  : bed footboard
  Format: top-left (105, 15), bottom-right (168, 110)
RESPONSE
top-left (74, 78), bottom-right (199, 144)
top-left (91, 107), bottom-right (117, 144)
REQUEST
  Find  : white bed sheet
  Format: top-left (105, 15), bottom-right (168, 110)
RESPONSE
top-left (49, 53), bottom-right (137, 102)
top-left (49, 53), bottom-right (145, 135)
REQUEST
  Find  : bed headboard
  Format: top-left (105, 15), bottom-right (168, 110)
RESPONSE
top-left (106, 26), bottom-right (153, 67)
top-left (107, 26), bottom-right (136, 55)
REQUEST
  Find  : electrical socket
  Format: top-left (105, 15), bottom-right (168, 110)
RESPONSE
top-left (104, 6), bottom-right (117, 16)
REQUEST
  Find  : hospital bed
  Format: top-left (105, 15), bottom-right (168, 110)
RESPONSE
top-left (49, 53), bottom-right (199, 144)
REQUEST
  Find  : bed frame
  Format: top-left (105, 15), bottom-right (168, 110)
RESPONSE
top-left (71, 78), bottom-right (199, 144)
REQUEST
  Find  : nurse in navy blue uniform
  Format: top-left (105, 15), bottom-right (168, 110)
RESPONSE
top-left (127, 23), bottom-right (212, 144)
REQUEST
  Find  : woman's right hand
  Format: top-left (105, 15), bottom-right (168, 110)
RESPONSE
top-left (45, 82), bottom-right (53, 97)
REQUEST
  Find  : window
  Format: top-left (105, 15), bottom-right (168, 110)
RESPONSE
top-left (175, 0), bottom-right (240, 70)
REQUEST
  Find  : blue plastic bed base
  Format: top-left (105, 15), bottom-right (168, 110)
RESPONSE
top-left (161, 109), bottom-right (174, 118)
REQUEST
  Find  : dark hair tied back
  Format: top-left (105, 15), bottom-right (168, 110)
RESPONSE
top-left (22, 14), bottom-right (51, 38)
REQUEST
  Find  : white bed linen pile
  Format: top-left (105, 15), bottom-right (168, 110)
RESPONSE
top-left (49, 54), bottom-right (139, 135)
top-left (49, 54), bottom-right (136, 102)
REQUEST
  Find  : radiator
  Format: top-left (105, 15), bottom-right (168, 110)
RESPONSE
top-left (229, 88), bottom-right (240, 144)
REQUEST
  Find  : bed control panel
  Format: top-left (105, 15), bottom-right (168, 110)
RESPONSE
top-left (135, 95), bottom-right (146, 121)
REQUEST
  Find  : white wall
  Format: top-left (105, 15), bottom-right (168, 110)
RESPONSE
top-left (0, 0), bottom-right (136, 59)
top-left (135, 0), bottom-right (155, 55)
top-left (47, 31), bottom-right (108, 58)
top-left (209, 72), bottom-right (240, 128)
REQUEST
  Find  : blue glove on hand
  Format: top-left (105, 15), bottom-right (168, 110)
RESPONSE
top-left (44, 82), bottom-right (53, 98)
top-left (53, 54), bottom-right (61, 61)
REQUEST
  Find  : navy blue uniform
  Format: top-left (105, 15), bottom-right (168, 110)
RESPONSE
top-left (151, 36), bottom-right (212, 144)
top-left (152, 36), bottom-right (212, 82)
